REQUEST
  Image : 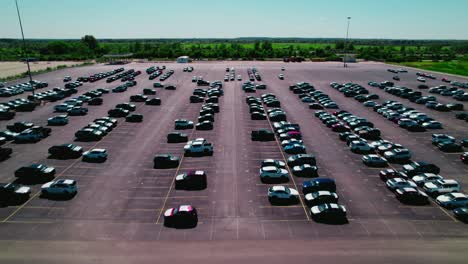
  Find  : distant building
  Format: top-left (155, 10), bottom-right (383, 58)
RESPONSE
top-left (177, 56), bottom-right (190, 63)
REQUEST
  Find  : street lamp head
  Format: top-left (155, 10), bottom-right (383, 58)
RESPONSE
top-left (347, 17), bottom-right (351, 20)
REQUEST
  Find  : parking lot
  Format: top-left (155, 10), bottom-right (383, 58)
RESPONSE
top-left (0, 61), bottom-right (467, 261)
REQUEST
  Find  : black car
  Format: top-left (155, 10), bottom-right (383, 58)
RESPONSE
top-left (403, 162), bottom-right (440, 177)
top-left (302, 178), bottom-right (336, 194)
top-left (174, 171), bottom-right (207, 190)
top-left (125, 114), bottom-right (143, 123)
top-left (437, 142), bottom-right (463, 153)
top-left (0, 183), bottom-right (31, 204)
top-left (453, 207), bottom-right (468, 223)
top-left (7, 122), bottom-right (34, 133)
top-left (116, 103), bottom-right (136, 111)
top-left (251, 129), bottom-right (275, 141)
top-left (108, 108), bottom-right (130, 118)
top-left (395, 187), bottom-right (429, 205)
top-left (143, 88), bottom-right (156, 95)
top-left (75, 128), bottom-right (104, 141)
top-left (287, 154), bottom-right (317, 167)
top-left (130, 94), bottom-right (148, 102)
top-left (190, 95), bottom-right (204, 103)
top-left (146, 98), bottom-right (161, 105)
top-left (0, 147), bottom-right (13, 161)
top-left (310, 203), bottom-right (347, 223)
top-left (153, 154), bottom-right (180, 169)
top-left (163, 205), bottom-right (198, 228)
top-left (88, 97), bottom-right (103, 105)
top-left (0, 110), bottom-right (15, 120)
top-left (48, 144), bottom-right (83, 159)
top-left (167, 132), bottom-right (188, 143)
top-left (251, 112), bottom-right (267, 120)
top-left (195, 121), bottom-right (213, 130)
top-left (14, 164), bottom-right (56, 182)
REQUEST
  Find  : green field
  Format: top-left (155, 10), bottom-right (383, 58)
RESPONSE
top-left (396, 60), bottom-right (468, 77)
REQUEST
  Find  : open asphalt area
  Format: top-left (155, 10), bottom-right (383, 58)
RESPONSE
top-left (0, 61), bottom-right (467, 263)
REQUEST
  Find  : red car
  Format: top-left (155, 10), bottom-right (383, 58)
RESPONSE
top-left (287, 131), bottom-right (302, 140)
top-left (164, 205), bottom-right (198, 228)
top-left (442, 77), bottom-right (451, 83)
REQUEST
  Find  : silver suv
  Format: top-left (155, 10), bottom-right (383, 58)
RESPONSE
top-left (423, 179), bottom-right (461, 197)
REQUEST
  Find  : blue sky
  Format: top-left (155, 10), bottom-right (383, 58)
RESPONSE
top-left (1, 0), bottom-right (467, 39)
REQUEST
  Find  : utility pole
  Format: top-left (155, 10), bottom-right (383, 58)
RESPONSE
top-left (344, 16), bottom-right (351, 68)
top-left (15, 0), bottom-right (35, 96)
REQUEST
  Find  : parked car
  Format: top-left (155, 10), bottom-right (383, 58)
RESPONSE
top-left (164, 205), bottom-right (198, 228)
top-left (14, 164), bottom-right (55, 182)
top-left (47, 115), bottom-right (69, 126)
top-left (167, 132), bottom-right (188, 143)
top-left (267, 185), bottom-right (299, 204)
top-left (82, 148), bottom-right (107, 162)
top-left (394, 187), bottom-right (429, 205)
top-left (153, 154), bottom-right (180, 169)
top-left (310, 203), bottom-right (347, 223)
top-left (41, 179), bottom-right (77, 198)
top-left (175, 171), bottom-right (207, 190)
top-left (48, 144), bottom-right (83, 159)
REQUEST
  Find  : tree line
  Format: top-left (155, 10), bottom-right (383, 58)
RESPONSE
top-left (0, 35), bottom-right (467, 62)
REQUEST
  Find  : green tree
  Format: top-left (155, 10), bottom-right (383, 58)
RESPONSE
top-left (81, 35), bottom-right (99, 51)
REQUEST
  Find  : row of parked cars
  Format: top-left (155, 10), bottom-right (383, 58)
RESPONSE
top-left (247, 67), bottom-right (262, 82)
top-left (257, 89), bottom-right (347, 223)
top-left (432, 134), bottom-right (468, 154)
top-left (1, 121), bottom-right (51, 144)
top-left (0, 80), bottom-right (48, 97)
top-left (0, 98), bottom-right (38, 120)
top-left (371, 81), bottom-right (466, 111)
top-left (242, 81), bottom-right (267, 93)
top-left (157, 80), bottom-right (224, 228)
top-left (292, 82), bottom-right (339, 110)
top-left (312, 103), bottom-right (468, 221)
top-left (106, 69), bottom-right (138, 83)
top-left (0, 163), bottom-right (78, 207)
top-left (0, 68), bottom-right (134, 206)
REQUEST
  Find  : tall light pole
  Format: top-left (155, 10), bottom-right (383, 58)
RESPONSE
top-left (15, 0), bottom-right (35, 96)
top-left (344, 16), bottom-right (351, 68)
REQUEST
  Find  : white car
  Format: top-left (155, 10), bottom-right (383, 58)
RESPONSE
top-left (436, 193), bottom-right (468, 209)
top-left (47, 115), bottom-right (69, 126)
top-left (281, 139), bottom-right (303, 148)
top-left (41, 179), bottom-right (77, 196)
top-left (386, 178), bottom-right (417, 191)
top-left (349, 140), bottom-right (373, 154)
top-left (82, 148), bottom-right (107, 162)
top-left (261, 159), bottom-right (286, 168)
top-left (184, 140), bottom-right (213, 156)
top-left (54, 104), bottom-right (73, 112)
top-left (237, 75), bottom-right (242, 81)
top-left (260, 166), bottom-right (289, 182)
top-left (423, 179), bottom-right (460, 197)
top-left (412, 173), bottom-right (444, 187)
top-left (267, 186), bottom-right (299, 204)
top-left (64, 99), bottom-right (83, 106)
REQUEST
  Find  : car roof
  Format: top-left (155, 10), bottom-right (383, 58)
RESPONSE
top-left (271, 186), bottom-right (287, 192)
top-left (91, 148), bottom-right (106, 152)
top-left (179, 205), bottom-right (194, 212)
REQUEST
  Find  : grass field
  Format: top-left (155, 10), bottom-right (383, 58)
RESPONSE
top-left (0, 61), bottom-right (82, 79)
top-left (396, 60), bottom-right (468, 77)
